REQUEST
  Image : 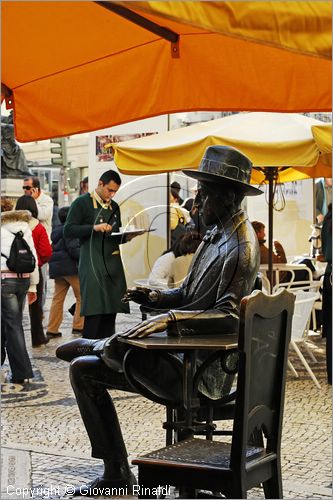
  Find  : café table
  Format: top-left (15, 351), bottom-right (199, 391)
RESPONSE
top-left (119, 332), bottom-right (238, 436)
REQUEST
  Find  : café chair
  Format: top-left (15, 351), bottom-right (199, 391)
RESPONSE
top-left (132, 289), bottom-right (295, 499)
top-left (289, 289), bottom-right (321, 388)
top-left (272, 281), bottom-right (322, 388)
top-left (273, 279), bottom-right (322, 339)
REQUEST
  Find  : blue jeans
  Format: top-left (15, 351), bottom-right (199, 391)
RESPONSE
top-left (1, 278), bottom-right (33, 380)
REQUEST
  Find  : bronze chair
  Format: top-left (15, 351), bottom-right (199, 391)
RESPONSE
top-left (132, 289), bottom-right (295, 499)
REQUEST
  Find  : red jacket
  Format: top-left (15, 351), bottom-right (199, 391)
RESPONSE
top-left (32, 222), bottom-right (52, 267)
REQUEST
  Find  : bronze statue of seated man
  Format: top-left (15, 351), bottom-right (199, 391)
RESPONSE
top-left (56, 145), bottom-right (262, 497)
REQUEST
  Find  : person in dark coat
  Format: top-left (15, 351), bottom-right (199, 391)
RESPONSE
top-left (320, 203), bottom-right (332, 384)
top-left (56, 146), bottom-right (263, 496)
top-left (47, 207), bottom-right (84, 339)
top-left (315, 178), bottom-right (332, 224)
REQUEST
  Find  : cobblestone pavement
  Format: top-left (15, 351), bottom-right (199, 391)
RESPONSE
top-left (1, 282), bottom-right (332, 499)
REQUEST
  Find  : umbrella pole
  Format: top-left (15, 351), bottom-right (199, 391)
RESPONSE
top-left (265, 167), bottom-right (278, 289)
top-left (166, 114), bottom-right (171, 249)
top-left (166, 172), bottom-right (171, 249)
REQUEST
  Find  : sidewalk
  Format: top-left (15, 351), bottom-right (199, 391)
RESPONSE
top-left (1, 282), bottom-right (332, 499)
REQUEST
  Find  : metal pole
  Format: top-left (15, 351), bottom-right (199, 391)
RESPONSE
top-left (166, 171), bottom-right (171, 248)
top-left (265, 167), bottom-right (278, 289)
top-left (166, 115), bottom-right (171, 249)
top-left (268, 173), bottom-right (274, 288)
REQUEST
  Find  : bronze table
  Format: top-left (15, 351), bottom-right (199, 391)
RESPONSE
top-left (119, 333), bottom-right (238, 433)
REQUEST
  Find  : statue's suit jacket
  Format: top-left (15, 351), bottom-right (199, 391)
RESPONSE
top-left (155, 209), bottom-right (260, 399)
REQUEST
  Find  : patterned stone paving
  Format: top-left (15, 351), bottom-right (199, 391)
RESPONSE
top-left (1, 282), bottom-right (332, 498)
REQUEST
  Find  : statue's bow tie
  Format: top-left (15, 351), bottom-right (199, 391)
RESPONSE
top-left (203, 228), bottom-right (219, 243)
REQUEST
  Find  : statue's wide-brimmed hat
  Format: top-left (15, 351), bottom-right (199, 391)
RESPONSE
top-left (183, 145), bottom-right (263, 196)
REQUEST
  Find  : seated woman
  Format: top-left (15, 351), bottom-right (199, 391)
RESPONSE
top-left (251, 220), bottom-right (316, 284)
top-left (148, 233), bottom-right (184, 285)
top-left (149, 231), bottom-right (201, 287)
top-left (168, 231), bottom-right (202, 288)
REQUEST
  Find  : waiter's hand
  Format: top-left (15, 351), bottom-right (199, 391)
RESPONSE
top-left (94, 223), bottom-right (112, 232)
top-left (120, 313), bottom-right (169, 338)
top-left (122, 286), bottom-right (159, 305)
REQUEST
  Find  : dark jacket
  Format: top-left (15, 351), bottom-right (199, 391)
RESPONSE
top-left (155, 209), bottom-right (260, 399)
top-left (49, 224), bottom-right (80, 279)
top-left (321, 206), bottom-right (332, 275)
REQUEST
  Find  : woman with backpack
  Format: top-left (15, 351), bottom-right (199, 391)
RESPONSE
top-left (1, 198), bottom-right (38, 383)
top-left (16, 195), bottom-right (52, 347)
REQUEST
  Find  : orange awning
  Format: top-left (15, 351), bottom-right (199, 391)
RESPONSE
top-left (2, 1), bottom-right (331, 142)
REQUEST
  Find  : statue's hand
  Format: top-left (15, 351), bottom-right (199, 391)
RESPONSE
top-left (92, 338), bottom-right (109, 355)
top-left (120, 313), bottom-right (169, 339)
top-left (122, 286), bottom-right (159, 305)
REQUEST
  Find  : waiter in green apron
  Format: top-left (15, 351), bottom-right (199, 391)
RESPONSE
top-left (64, 170), bottom-right (137, 339)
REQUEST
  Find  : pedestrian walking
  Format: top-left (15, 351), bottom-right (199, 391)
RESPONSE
top-left (79, 176), bottom-right (89, 195)
top-left (23, 176), bottom-right (54, 310)
top-left (23, 176), bottom-right (53, 236)
top-left (47, 207), bottom-right (84, 339)
top-left (16, 195), bottom-right (52, 347)
top-left (1, 198), bottom-right (38, 382)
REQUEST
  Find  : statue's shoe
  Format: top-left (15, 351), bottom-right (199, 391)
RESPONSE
top-left (70, 473), bottom-right (137, 497)
top-left (56, 338), bottom-right (105, 363)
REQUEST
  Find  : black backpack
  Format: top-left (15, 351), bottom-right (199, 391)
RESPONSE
top-left (1, 231), bottom-right (36, 275)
